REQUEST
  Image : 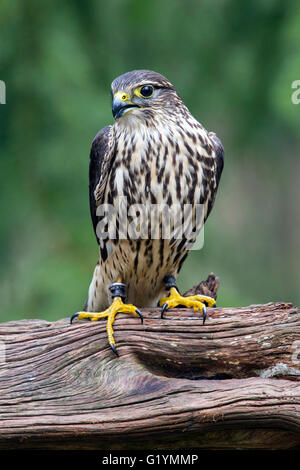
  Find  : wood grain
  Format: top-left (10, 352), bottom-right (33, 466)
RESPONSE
top-left (0, 300), bottom-right (299, 450)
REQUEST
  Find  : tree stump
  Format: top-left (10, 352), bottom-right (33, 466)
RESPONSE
top-left (0, 275), bottom-right (299, 450)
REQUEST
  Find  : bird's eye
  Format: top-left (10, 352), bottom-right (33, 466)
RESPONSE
top-left (139, 85), bottom-right (154, 98)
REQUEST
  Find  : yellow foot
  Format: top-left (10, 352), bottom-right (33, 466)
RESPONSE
top-left (159, 287), bottom-right (216, 324)
top-left (70, 296), bottom-right (143, 356)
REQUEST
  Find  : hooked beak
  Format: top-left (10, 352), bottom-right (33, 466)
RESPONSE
top-left (112, 92), bottom-right (139, 119)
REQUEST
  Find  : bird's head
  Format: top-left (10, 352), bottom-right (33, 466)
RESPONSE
top-left (111, 70), bottom-right (182, 122)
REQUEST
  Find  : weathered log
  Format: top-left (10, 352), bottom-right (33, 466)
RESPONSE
top-left (0, 281), bottom-right (299, 450)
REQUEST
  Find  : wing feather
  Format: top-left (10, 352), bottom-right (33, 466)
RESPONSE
top-left (89, 125), bottom-right (115, 244)
top-left (209, 131), bottom-right (224, 189)
top-left (204, 131), bottom-right (224, 220)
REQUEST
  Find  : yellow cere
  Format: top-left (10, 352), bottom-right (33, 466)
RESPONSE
top-left (114, 91), bottom-right (130, 102)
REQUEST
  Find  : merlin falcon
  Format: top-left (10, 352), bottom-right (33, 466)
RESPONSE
top-left (71, 70), bottom-right (224, 356)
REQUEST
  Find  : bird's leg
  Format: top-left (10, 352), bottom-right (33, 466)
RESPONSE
top-left (70, 281), bottom-right (143, 357)
top-left (159, 275), bottom-right (216, 324)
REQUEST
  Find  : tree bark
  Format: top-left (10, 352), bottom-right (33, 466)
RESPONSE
top-left (0, 276), bottom-right (299, 450)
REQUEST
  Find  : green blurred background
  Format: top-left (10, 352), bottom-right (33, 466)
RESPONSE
top-left (0, 0), bottom-right (299, 322)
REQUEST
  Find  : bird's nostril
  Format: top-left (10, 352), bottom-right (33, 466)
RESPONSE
top-left (121, 94), bottom-right (127, 101)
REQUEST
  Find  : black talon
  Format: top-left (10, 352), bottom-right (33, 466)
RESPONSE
top-left (212, 303), bottom-right (217, 308)
top-left (161, 302), bottom-right (168, 319)
top-left (70, 312), bottom-right (92, 323)
top-left (70, 313), bottom-right (80, 324)
top-left (110, 343), bottom-right (119, 357)
top-left (202, 305), bottom-right (207, 325)
top-left (136, 308), bottom-right (144, 324)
